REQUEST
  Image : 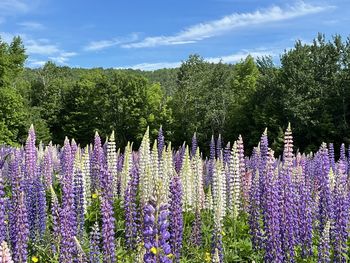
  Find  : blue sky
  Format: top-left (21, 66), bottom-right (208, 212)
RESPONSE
top-left (0, 0), bottom-right (349, 70)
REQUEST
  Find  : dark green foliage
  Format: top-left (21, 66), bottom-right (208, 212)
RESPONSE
top-left (2, 33), bottom-right (350, 155)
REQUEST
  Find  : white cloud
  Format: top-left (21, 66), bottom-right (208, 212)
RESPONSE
top-left (49, 52), bottom-right (77, 65)
top-left (84, 33), bottom-right (139, 51)
top-left (0, 0), bottom-right (30, 14)
top-left (18, 21), bottom-right (45, 31)
top-left (119, 49), bottom-right (277, 71)
top-left (122, 1), bottom-right (332, 48)
top-left (119, 61), bottom-right (182, 71)
top-left (26, 59), bottom-right (46, 68)
top-left (25, 39), bottom-right (60, 55)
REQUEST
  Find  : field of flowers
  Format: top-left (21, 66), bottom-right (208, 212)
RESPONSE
top-left (0, 124), bottom-right (348, 262)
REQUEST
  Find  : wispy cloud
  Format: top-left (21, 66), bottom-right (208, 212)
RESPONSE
top-left (84, 33), bottom-right (138, 51)
top-left (18, 21), bottom-right (45, 31)
top-left (25, 39), bottom-right (60, 55)
top-left (0, 0), bottom-right (30, 14)
top-left (119, 49), bottom-right (276, 71)
top-left (122, 1), bottom-right (332, 48)
top-left (27, 59), bottom-right (46, 68)
top-left (49, 52), bottom-right (78, 65)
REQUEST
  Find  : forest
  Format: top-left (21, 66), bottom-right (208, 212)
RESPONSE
top-left (1, 33), bottom-right (350, 155)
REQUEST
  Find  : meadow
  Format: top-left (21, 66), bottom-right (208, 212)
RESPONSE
top-left (0, 123), bottom-right (347, 263)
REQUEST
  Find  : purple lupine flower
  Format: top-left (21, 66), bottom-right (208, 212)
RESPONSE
top-left (9, 150), bottom-right (29, 263)
top-left (318, 221), bottom-right (331, 263)
top-left (0, 170), bottom-right (5, 244)
top-left (237, 135), bottom-right (249, 211)
top-left (50, 186), bottom-right (60, 255)
top-left (331, 160), bottom-right (349, 262)
top-left (318, 144), bottom-right (332, 235)
top-left (191, 133), bottom-right (197, 158)
top-left (248, 148), bottom-right (262, 250)
top-left (59, 138), bottom-right (76, 263)
top-left (211, 225), bottom-right (223, 263)
top-left (264, 150), bottom-right (282, 263)
top-left (223, 142), bottom-right (231, 166)
top-left (205, 136), bottom-right (215, 187)
top-left (158, 204), bottom-right (172, 263)
top-left (36, 177), bottom-right (46, 239)
top-left (169, 176), bottom-right (183, 262)
top-left (158, 126), bottom-right (165, 159)
top-left (190, 209), bottom-right (202, 247)
top-left (42, 149), bottom-right (53, 189)
top-left (100, 168), bottom-right (115, 263)
top-left (328, 143), bottom-right (335, 173)
top-left (298, 158), bottom-right (313, 258)
top-left (74, 168), bottom-right (85, 240)
top-left (92, 132), bottom-right (104, 192)
top-left (216, 134), bottom-right (222, 159)
top-left (89, 222), bottom-right (101, 263)
top-left (124, 164), bottom-right (140, 250)
top-left (279, 124), bottom-right (297, 262)
top-left (143, 201), bottom-right (157, 263)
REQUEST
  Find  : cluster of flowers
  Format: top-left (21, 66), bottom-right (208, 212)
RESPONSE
top-left (0, 123), bottom-right (348, 262)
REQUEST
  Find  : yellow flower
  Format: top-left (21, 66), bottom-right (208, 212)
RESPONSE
top-left (205, 252), bottom-right (211, 262)
top-left (92, 193), bottom-right (98, 199)
top-left (31, 256), bottom-right (39, 262)
top-left (150, 247), bottom-right (157, 255)
top-left (167, 253), bottom-right (174, 258)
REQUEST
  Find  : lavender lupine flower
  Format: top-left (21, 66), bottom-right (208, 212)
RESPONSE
top-left (298, 158), bottom-right (313, 258)
top-left (169, 176), bottom-right (183, 262)
top-left (248, 147), bottom-right (262, 250)
top-left (191, 133), bottom-right (197, 158)
top-left (0, 241), bottom-right (14, 263)
top-left (100, 168), bottom-right (115, 263)
top-left (36, 177), bottom-right (46, 239)
top-left (158, 204), bottom-right (172, 263)
top-left (328, 143), bottom-right (335, 173)
top-left (211, 225), bottom-right (223, 263)
top-left (318, 144), bottom-right (332, 236)
top-left (223, 142), bottom-right (231, 167)
top-left (0, 171), bottom-right (5, 243)
top-left (9, 151), bottom-right (29, 263)
top-left (59, 138), bottom-right (76, 263)
top-left (74, 168), bottom-right (85, 240)
top-left (264, 150), bottom-right (282, 263)
top-left (124, 165), bottom-right (139, 250)
top-left (280, 124), bottom-right (297, 262)
top-left (331, 160), bottom-right (349, 262)
top-left (206, 136), bottom-right (215, 187)
top-left (190, 209), bottom-right (202, 247)
top-left (50, 186), bottom-right (60, 255)
top-left (42, 148), bottom-right (53, 189)
top-left (89, 222), bottom-right (101, 263)
top-left (158, 126), bottom-right (165, 159)
top-left (318, 221), bottom-right (331, 263)
top-left (143, 201), bottom-right (157, 263)
top-left (92, 132), bottom-right (104, 192)
top-left (216, 134), bottom-right (222, 160)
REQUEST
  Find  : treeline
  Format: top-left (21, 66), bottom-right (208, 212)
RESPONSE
top-left (1, 33), bottom-right (350, 154)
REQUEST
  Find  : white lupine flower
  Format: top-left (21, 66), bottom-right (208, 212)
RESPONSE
top-left (107, 131), bottom-right (118, 198)
top-left (151, 140), bottom-right (159, 188)
top-left (212, 160), bottom-right (226, 224)
top-left (230, 141), bottom-right (241, 218)
top-left (139, 127), bottom-right (151, 203)
top-left (120, 142), bottom-right (132, 198)
top-left (192, 147), bottom-right (205, 210)
top-left (0, 241), bottom-right (14, 263)
top-left (205, 186), bottom-right (213, 211)
top-left (81, 149), bottom-right (91, 212)
top-left (181, 146), bottom-right (194, 212)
